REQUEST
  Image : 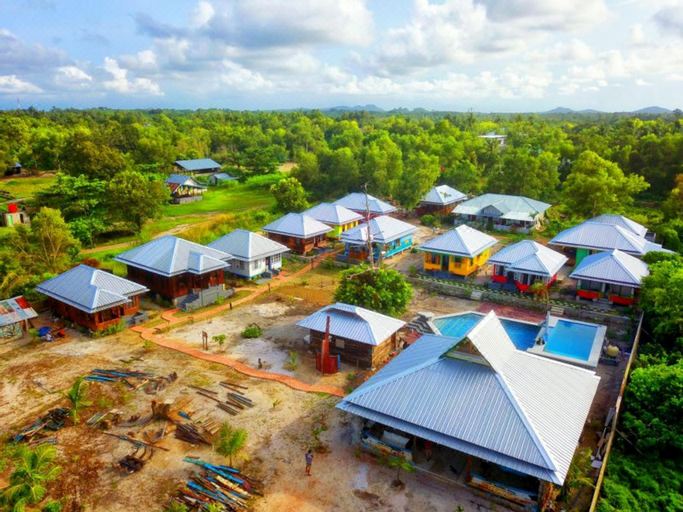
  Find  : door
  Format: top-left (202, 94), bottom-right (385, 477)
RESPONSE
top-left (441, 255), bottom-right (449, 271)
top-left (266, 256), bottom-right (271, 269)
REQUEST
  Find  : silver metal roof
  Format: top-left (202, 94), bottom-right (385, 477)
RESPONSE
top-left (262, 213), bottom-right (332, 238)
top-left (208, 229), bottom-right (289, 262)
top-left (420, 185), bottom-right (467, 206)
top-left (340, 215), bottom-right (416, 245)
top-left (304, 202), bottom-right (363, 226)
top-left (296, 302), bottom-right (405, 346)
top-left (333, 192), bottom-right (397, 215)
top-left (488, 240), bottom-right (568, 277)
top-left (454, 193), bottom-right (551, 218)
top-left (36, 265), bottom-right (148, 314)
top-left (589, 214), bottom-right (647, 237)
top-left (569, 249), bottom-right (649, 287)
top-left (115, 235), bottom-right (231, 277)
top-left (0, 296), bottom-right (38, 327)
top-left (418, 225), bottom-right (498, 258)
top-left (338, 311), bottom-right (600, 485)
top-left (175, 158), bottom-right (221, 172)
top-left (165, 174), bottom-right (206, 188)
top-left (549, 220), bottom-right (667, 256)
top-left (210, 172), bottom-right (237, 181)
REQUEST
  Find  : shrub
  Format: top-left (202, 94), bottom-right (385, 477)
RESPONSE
top-left (420, 214), bottom-right (440, 228)
top-left (241, 324), bottom-right (262, 338)
top-left (284, 351), bottom-right (299, 371)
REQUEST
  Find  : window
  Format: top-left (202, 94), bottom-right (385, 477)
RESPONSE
top-left (430, 253), bottom-right (440, 264)
top-left (334, 337), bottom-right (345, 349)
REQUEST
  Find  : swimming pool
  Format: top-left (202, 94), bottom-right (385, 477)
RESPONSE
top-left (433, 313), bottom-right (540, 351)
top-left (541, 319), bottom-right (599, 362)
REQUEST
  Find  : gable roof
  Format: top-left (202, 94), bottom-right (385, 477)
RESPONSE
top-left (340, 215), bottom-right (417, 245)
top-left (114, 236), bottom-right (231, 277)
top-left (338, 311), bottom-right (600, 485)
top-left (175, 158), bottom-right (221, 172)
top-left (454, 194), bottom-right (551, 221)
top-left (0, 296), bottom-right (37, 327)
top-left (296, 302), bottom-right (405, 346)
top-left (304, 202), bottom-right (363, 226)
top-left (36, 265), bottom-right (148, 314)
top-left (208, 229), bottom-right (289, 261)
top-left (420, 185), bottom-right (467, 206)
top-left (165, 174), bottom-right (206, 188)
top-left (569, 249), bottom-right (649, 287)
top-left (488, 240), bottom-right (568, 277)
top-left (589, 214), bottom-right (648, 237)
top-left (210, 172), bottom-right (237, 182)
top-left (333, 192), bottom-right (397, 215)
top-left (549, 220), bottom-right (667, 256)
top-left (418, 225), bottom-right (497, 258)
top-left (262, 213), bottom-right (332, 238)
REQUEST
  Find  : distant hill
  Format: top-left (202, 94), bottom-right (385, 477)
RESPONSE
top-left (545, 107), bottom-right (575, 114)
top-left (325, 104), bottom-right (385, 113)
top-left (545, 106), bottom-right (674, 115)
top-left (632, 106), bottom-right (671, 114)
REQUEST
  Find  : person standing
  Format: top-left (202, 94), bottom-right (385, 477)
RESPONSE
top-left (202, 331), bottom-right (208, 350)
top-left (305, 449), bottom-right (313, 476)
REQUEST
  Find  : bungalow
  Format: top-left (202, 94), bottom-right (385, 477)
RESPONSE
top-left (208, 172), bottom-right (237, 186)
top-left (549, 214), bottom-right (667, 264)
top-left (114, 235), bottom-right (233, 309)
top-left (0, 296), bottom-right (37, 338)
top-left (453, 193), bottom-right (551, 233)
top-left (418, 225), bottom-right (497, 277)
top-left (337, 312), bottom-right (599, 508)
top-left (165, 174), bottom-right (207, 204)
top-left (297, 302), bottom-right (405, 369)
top-left (262, 213), bottom-right (332, 255)
top-left (36, 265), bottom-right (148, 332)
top-left (333, 192), bottom-right (397, 218)
top-left (569, 249), bottom-right (649, 306)
top-left (416, 185), bottom-right (467, 217)
top-left (488, 240), bottom-right (568, 293)
top-left (340, 215), bottom-right (416, 263)
top-left (174, 158), bottom-right (221, 174)
top-left (1, 203), bottom-right (30, 227)
top-left (478, 132), bottom-right (507, 147)
top-left (208, 229), bottom-right (289, 279)
top-left (304, 202), bottom-right (363, 238)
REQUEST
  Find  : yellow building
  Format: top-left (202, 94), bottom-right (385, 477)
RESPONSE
top-left (304, 202), bottom-right (363, 239)
top-left (419, 225), bottom-right (498, 277)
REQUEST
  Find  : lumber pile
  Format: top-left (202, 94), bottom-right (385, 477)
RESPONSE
top-left (194, 381), bottom-right (255, 417)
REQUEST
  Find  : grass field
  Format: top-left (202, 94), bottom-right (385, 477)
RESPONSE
top-left (0, 175), bottom-right (56, 200)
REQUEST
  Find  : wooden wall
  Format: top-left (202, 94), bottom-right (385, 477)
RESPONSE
top-left (309, 329), bottom-right (397, 369)
top-left (49, 295), bottom-right (141, 331)
top-left (126, 266), bottom-right (224, 301)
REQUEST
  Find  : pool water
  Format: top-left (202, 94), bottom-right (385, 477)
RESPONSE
top-left (543, 320), bottom-right (598, 361)
top-left (433, 313), bottom-right (540, 351)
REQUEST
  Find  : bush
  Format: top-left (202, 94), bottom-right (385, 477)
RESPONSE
top-left (241, 324), bottom-right (262, 338)
top-left (420, 214), bottom-right (440, 228)
top-left (284, 351), bottom-right (299, 371)
top-left (335, 265), bottom-right (413, 317)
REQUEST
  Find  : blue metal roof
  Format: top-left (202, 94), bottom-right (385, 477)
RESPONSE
top-left (115, 236), bottom-right (231, 277)
top-left (488, 240), bottom-right (567, 277)
top-left (210, 172), bottom-right (237, 181)
top-left (262, 213), bottom-right (332, 238)
top-left (165, 174), bottom-right (206, 188)
top-left (304, 202), bottom-right (363, 226)
top-left (340, 215), bottom-right (416, 245)
top-left (454, 194), bottom-right (551, 219)
top-left (418, 225), bottom-right (498, 258)
top-left (175, 158), bottom-right (221, 172)
top-left (208, 229), bottom-right (289, 261)
top-left (36, 265), bottom-right (148, 314)
top-left (333, 192), bottom-right (397, 215)
top-left (420, 185), bottom-right (467, 206)
top-left (569, 249), bottom-right (649, 287)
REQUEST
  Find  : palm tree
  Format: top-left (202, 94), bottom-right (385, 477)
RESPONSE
top-left (0, 444), bottom-right (61, 511)
top-left (529, 280), bottom-right (550, 307)
top-left (214, 423), bottom-right (248, 467)
top-left (385, 454), bottom-right (415, 488)
top-left (64, 376), bottom-right (92, 424)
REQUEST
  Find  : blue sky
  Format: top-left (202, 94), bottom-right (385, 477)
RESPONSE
top-left (1, 0), bottom-right (682, 111)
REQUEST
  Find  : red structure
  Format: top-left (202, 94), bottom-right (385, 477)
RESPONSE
top-left (315, 316), bottom-right (339, 374)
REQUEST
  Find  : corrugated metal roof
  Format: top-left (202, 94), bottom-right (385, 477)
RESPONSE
top-left (569, 249), bottom-right (649, 287)
top-left (165, 174), bottom-right (207, 188)
top-left (208, 229), bottom-right (289, 261)
top-left (590, 214), bottom-right (647, 237)
top-left (454, 194), bottom-right (550, 219)
top-left (36, 265), bottom-right (148, 314)
top-left (0, 296), bottom-right (38, 327)
top-left (175, 158), bottom-right (221, 172)
top-left (262, 213), bottom-right (332, 238)
top-left (210, 172), bottom-right (237, 181)
top-left (337, 311), bottom-right (600, 485)
top-left (488, 240), bottom-right (567, 277)
top-left (340, 215), bottom-right (416, 245)
top-left (304, 202), bottom-right (363, 226)
top-left (549, 221), bottom-right (667, 256)
top-left (333, 192), bottom-right (397, 215)
top-left (420, 185), bottom-right (467, 206)
top-left (418, 225), bottom-right (498, 258)
top-left (296, 302), bottom-right (405, 346)
top-left (115, 236), bottom-right (230, 277)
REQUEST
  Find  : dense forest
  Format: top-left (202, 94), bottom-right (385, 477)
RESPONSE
top-left (0, 108), bottom-right (682, 510)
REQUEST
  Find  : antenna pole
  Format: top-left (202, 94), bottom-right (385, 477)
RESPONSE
top-left (363, 183), bottom-right (374, 269)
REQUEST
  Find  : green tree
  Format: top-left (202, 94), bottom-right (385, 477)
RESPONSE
top-left (397, 151), bottom-right (440, 208)
top-left (270, 177), bottom-right (309, 213)
top-left (61, 131), bottom-right (128, 180)
top-left (107, 170), bottom-right (169, 232)
top-left (639, 256), bottom-right (683, 351)
top-left (384, 454), bottom-right (415, 488)
top-left (63, 376), bottom-right (92, 425)
top-left (562, 151), bottom-right (649, 217)
top-left (214, 423), bottom-right (248, 466)
top-left (0, 444), bottom-right (61, 512)
top-left (334, 266), bottom-right (413, 317)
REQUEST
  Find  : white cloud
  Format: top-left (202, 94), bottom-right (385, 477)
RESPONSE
top-left (102, 57), bottom-right (162, 95)
top-left (478, 0), bottom-right (608, 30)
top-left (653, 3), bottom-right (683, 37)
top-left (0, 74), bottom-right (43, 94)
top-left (220, 60), bottom-right (273, 90)
top-left (630, 23), bottom-right (645, 44)
top-left (191, 1), bottom-right (215, 28)
top-left (54, 66), bottom-right (92, 88)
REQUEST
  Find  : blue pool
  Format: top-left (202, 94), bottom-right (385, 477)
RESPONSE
top-left (542, 320), bottom-right (598, 362)
top-left (433, 313), bottom-right (540, 351)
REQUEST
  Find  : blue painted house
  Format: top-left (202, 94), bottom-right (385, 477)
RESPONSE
top-left (340, 215), bottom-right (416, 263)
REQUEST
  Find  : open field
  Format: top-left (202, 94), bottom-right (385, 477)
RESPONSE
top-left (0, 174), bottom-right (56, 201)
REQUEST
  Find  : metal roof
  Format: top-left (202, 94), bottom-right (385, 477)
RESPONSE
top-left (262, 213), bottom-right (332, 238)
top-left (208, 229), bottom-right (289, 262)
top-left (420, 185), bottom-right (467, 206)
top-left (488, 240), bottom-right (567, 277)
top-left (304, 202), bottom-right (363, 226)
top-left (210, 172), bottom-right (237, 181)
top-left (569, 249), bottom-right (649, 287)
top-left (115, 235), bottom-right (231, 277)
top-left (0, 296), bottom-right (37, 327)
top-left (418, 225), bottom-right (498, 258)
top-left (175, 158), bottom-right (221, 172)
top-left (549, 220), bottom-right (667, 256)
top-left (454, 193), bottom-right (551, 219)
top-left (589, 214), bottom-right (647, 237)
top-left (165, 174), bottom-right (206, 188)
top-left (340, 215), bottom-right (416, 245)
top-left (36, 265), bottom-right (148, 314)
top-left (296, 302), bottom-right (405, 346)
top-left (338, 311), bottom-right (600, 485)
top-left (333, 192), bottom-right (397, 215)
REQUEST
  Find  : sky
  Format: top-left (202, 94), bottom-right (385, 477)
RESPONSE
top-left (0, 0), bottom-right (682, 112)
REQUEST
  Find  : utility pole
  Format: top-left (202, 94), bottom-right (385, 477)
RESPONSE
top-left (363, 183), bottom-right (374, 269)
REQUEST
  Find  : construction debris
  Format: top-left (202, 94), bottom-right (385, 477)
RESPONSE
top-left (115, 446), bottom-right (154, 474)
top-left (143, 372), bottom-right (178, 394)
top-left (85, 368), bottom-right (153, 385)
top-left (195, 382), bottom-right (254, 417)
top-left (102, 431), bottom-right (170, 452)
top-left (14, 408), bottom-right (70, 442)
top-left (175, 423), bottom-right (213, 445)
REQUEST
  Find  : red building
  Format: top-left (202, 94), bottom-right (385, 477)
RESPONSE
top-left (262, 213), bottom-right (332, 255)
top-left (416, 185), bottom-right (467, 217)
